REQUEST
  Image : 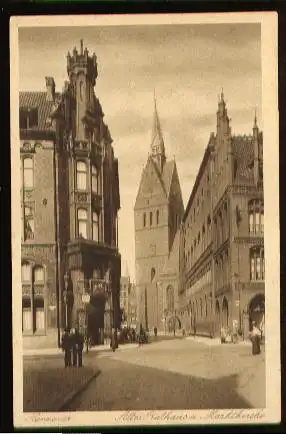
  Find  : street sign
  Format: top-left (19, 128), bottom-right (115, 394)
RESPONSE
top-left (82, 293), bottom-right (90, 304)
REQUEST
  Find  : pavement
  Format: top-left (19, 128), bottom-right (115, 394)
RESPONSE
top-left (23, 357), bottom-right (100, 412)
top-left (23, 337), bottom-right (265, 412)
top-left (65, 339), bottom-right (265, 411)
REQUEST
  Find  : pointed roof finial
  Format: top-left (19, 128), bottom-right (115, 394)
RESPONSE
top-left (151, 91), bottom-right (164, 152)
top-left (254, 107), bottom-right (258, 128)
top-left (221, 87), bottom-right (224, 101)
top-left (80, 39), bottom-right (84, 55)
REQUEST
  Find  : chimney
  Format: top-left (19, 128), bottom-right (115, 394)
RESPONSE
top-left (45, 77), bottom-right (56, 102)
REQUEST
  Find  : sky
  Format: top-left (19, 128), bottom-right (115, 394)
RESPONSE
top-left (19, 23), bottom-right (262, 282)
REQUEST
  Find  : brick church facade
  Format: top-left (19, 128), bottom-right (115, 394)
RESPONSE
top-left (20, 41), bottom-right (121, 348)
top-left (134, 98), bottom-right (184, 333)
top-left (178, 92), bottom-right (265, 339)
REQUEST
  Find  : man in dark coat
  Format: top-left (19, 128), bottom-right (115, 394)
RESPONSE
top-left (61, 328), bottom-right (71, 367)
top-left (74, 328), bottom-right (84, 367)
top-left (70, 328), bottom-right (78, 367)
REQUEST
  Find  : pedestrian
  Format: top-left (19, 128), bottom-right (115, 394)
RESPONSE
top-left (70, 328), bottom-right (78, 367)
top-left (250, 321), bottom-right (261, 355)
top-left (110, 328), bottom-right (116, 352)
top-left (74, 328), bottom-right (84, 367)
top-left (61, 328), bottom-right (71, 368)
top-left (154, 326), bottom-right (158, 338)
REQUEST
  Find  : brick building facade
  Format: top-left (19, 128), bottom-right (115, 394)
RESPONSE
top-left (20, 41), bottom-right (121, 348)
top-left (179, 92), bottom-right (264, 339)
top-left (134, 98), bottom-right (184, 333)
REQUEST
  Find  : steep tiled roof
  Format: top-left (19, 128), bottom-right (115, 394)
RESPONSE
top-left (232, 134), bottom-right (254, 183)
top-left (19, 91), bottom-right (61, 131)
top-left (162, 160), bottom-right (175, 197)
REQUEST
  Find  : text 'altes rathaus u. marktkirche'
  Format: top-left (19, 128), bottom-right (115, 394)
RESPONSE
top-left (20, 41), bottom-right (264, 350)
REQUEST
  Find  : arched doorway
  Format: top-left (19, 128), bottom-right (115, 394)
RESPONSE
top-left (215, 299), bottom-right (220, 334)
top-left (249, 293), bottom-right (265, 333)
top-left (221, 297), bottom-right (229, 328)
top-left (167, 315), bottom-right (181, 334)
top-left (88, 293), bottom-right (106, 345)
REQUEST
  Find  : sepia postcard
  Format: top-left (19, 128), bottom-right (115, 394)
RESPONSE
top-left (10, 12), bottom-right (280, 429)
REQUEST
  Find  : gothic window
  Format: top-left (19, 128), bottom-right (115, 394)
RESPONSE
top-left (77, 208), bottom-right (88, 238)
top-left (143, 213), bottom-right (146, 227)
top-left (198, 232), bottom-right (201, 245)
top-left (200, 298), bottom-right (203, 317)
top-left (166, 285), bottom-right (174, 312)
top-left (205, 294), bottom-right (208, 317)
top-left (150, 211), bottom-right (153, 226)
top-left (151, 267), bottom-right (156, 282)
top-left (92, 211), bottom-right (99, 242)
top-left (23, 157), bottom-right (34, 188)
top-left (250, 247), bottom-right (265, 281)
top-left (156, 210), bottom-right (159, 225)
top-left (22, 262), bottom-right (45, 333)
top-left (91, 165), bottom-right (98, 194)
top-left (23, 205), bottom-right (34, 241)
top-left (249, 199), bottom-right (264, 234)
top-left (76, 161), bottom-right (87, 190)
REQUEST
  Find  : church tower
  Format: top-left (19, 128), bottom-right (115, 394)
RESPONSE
top-left (134, 95), bottom-right (184, 331)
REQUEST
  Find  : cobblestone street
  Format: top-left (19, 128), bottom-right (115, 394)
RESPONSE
top-left (65, 338), bottom-right (265, 411)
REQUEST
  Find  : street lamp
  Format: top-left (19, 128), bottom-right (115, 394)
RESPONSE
top-left (82, 288), bottom-right (91, 353)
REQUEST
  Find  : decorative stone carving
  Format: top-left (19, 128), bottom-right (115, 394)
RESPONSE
top-left (34, 285), bottom-right (44, 296)
top-left (235, 237), bottom-right (264, 245)
top-left (21, 244), bottom-right (55, 260)
top-left (76, 192), bottom-right (89, 203)
top-left (22, 285), bottom-right (31, 296)
top-left (24, 190), bottom-right (33, 200)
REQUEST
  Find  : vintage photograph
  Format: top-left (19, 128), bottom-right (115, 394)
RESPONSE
top-left (11, 12), bottom-right (280, 428)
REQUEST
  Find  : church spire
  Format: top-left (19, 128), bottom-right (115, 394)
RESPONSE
top-left (150, 91), bottom-right (166, 171)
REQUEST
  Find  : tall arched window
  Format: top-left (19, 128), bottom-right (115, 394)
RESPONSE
top-left (200, 298), bottom-right (203, 317)
top-left (22, 262), bottom-right (46, 333)
top-left (156, 210), bottom-right (159, 225)
top-left (22, 262), bottom-right (31, 282)
top-left (150, 211), bottom-right (153, 226)
top-left (92, 211), bottom-right (99, 242)
top-left (91, 165), bottom-right (98, 193)
top-left (151, 267), bottom-right (156, 282)
top-left (78, 208), bottom-right (88, 238)
top-left (76, 161), bottom-right (87, 190)
top-left (205, 294), bottom-right (208, 317)
top-left (23, 157), bottom-right (34, 188)
top-left (166, 285), bottom-right (174, 312)
top-left (143, 213), bottom-right (146, 227)
top-left (250, 247), bottom-right (265, 281)
top-left (249, 199), bottom-right (264, 234)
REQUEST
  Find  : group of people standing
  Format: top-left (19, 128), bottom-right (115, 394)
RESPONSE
top-left (61, 327), bottom-right (84, 367)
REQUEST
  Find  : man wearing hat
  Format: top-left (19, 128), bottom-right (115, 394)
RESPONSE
top-left (61, 328), bottom-right (72, 367)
